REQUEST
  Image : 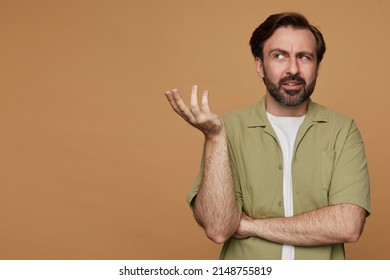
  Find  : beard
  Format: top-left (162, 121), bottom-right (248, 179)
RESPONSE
top-left (263, 71), bottom-right (317, 107)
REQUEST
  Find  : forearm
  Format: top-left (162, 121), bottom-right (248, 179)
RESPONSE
top-left (164, 86), bottom-right (240, 243)
top-left (194, 131), bottom-right (240, 244)
top-left (240, 204), bottom-right (366, 246)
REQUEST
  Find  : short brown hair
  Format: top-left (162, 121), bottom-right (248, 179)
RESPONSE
top-left (249, 12), bottom-right (326, 64)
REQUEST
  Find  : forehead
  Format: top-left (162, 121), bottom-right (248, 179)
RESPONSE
top-left (264, 26), bottom-right (317, 54)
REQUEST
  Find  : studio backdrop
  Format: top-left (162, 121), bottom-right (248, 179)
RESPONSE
top-left (0, 0), bottom-right (389, 259)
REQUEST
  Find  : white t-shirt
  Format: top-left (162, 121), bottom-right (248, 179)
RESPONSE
top-left (266, 112), bottom-right (305, 260)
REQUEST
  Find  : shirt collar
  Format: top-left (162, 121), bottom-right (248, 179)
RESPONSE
top-left (247, 96), bottom-right (328, 128)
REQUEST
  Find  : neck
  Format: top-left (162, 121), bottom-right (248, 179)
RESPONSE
top-left (265, 94), bottom-right (308, 117)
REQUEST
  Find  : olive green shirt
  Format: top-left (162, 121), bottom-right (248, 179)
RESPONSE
top-left (188, 97), bottom-right (371, 260)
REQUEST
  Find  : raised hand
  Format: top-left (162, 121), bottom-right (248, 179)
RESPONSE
top-left (166, 85), bottom-right (240, 243)
top-left (164, 85), bottom-right (224, 138)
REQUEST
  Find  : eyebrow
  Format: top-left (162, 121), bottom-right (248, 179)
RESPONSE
top-left (268, 48), bottom-right (315, 58)
top-left (268, 48), bottom-right (289, 56)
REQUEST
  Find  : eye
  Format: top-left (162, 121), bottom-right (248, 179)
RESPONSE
top-left (299, 54), bottom-right (313, 61)
top-left (274, 53), bottom-right (286, 60)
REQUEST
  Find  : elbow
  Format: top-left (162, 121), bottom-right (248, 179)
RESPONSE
top-left (205, 229), bottom-right (231, 244)
top-left (344, 219), bottom-right (365, 243)
top-left (345, 232), bottom-right (360, 243)
top-left (194, 217), bottom-right (233, 244)
top-left (194, 210), bottom-right (240, 244)
top-left (340, 204), bottom-right (367, 243)
top-left (345, 227), bottom-right (363, 243)
top-left (203, 217), bottom-right (240, 244)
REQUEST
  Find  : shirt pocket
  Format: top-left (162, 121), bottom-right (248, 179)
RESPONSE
top-left (321, 150), bottom-right (335, 191)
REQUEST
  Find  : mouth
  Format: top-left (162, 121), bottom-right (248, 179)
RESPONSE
top-left (280, 75), bottom-right (306, 91)
top-left (282, 82), bottom-right (303, 90)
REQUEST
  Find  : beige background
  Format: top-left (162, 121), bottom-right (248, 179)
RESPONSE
top-left (0, 0), bottom-right (389, 259)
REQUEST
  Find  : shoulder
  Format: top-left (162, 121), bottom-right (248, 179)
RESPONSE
top-left (308, 101), bottom-right (355, 127)
top-left (308, 101), bottom-right (363, 145)
top-left (221, 102), bottom-right (262, 129)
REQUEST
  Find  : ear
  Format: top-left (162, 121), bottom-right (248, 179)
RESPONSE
top-left (255, 58), bottom-right (265, 78)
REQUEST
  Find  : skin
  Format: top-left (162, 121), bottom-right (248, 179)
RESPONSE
top-left (164, 86), bottom-right (240, 243)
top-left (256, 26), bottom-right (319, 117)
top-left (165, 26), bottom-right (367, 246)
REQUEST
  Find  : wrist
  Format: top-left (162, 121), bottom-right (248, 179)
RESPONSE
top-left (204, 131), bottom-right (225, 143)
top-left (204, 119), bottom-right (226, 141)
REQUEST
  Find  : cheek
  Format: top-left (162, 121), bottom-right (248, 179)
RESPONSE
top-left (263, 63), bottom-right (285, 80)
top-left (301, 66), bottom-right (318, 82)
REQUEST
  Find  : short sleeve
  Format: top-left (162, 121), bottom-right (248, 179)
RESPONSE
top-left (328, 121), bottom-right (371, 214)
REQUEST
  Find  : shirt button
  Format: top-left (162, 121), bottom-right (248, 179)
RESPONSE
top-left (278, 164), bottom-right (282, 170)
top-left (278, 201), bottom-right (283, 207)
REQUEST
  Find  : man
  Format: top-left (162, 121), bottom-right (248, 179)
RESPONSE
top-left (164, 12), bottom-right (371, 259)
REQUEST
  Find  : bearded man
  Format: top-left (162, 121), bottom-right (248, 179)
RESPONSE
top-left (165, 12), bottom-right (371, 260)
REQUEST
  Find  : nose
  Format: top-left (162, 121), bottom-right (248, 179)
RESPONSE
top-left (287, 58), bottom-right (299, 75)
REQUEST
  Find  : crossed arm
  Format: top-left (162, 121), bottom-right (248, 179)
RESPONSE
top-left (235, 204), bottom-right (366, 246)
top-left (165, 86), bottom-right (367, 245)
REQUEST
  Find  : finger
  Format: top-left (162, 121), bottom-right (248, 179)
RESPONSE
top-left (201, 89), bottom-right (211, 114)
top-left (171, 89), bottom-right (196, 122)
top-left (190, 85), bottom-right (200, 115)
top-left (165, 90), bottom-right (183, 115)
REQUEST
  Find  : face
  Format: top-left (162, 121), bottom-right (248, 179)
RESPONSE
top-left (257, 26), bottom-right (319, 107)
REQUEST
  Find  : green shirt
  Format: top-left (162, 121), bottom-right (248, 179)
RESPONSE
top-left (188, 97), bottom-right (371, 260)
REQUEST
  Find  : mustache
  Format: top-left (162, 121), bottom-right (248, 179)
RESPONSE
top-left (279, 75), bottom-right (306, 86)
